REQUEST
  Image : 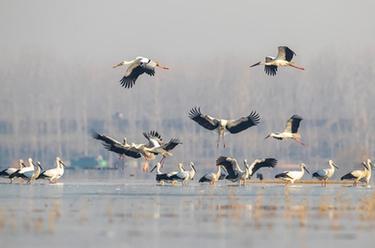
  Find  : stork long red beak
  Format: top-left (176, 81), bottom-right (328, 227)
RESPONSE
top-left (289, 63), bottom-right (305, 70)
top-left (157, 64), bottom-right (170, 70)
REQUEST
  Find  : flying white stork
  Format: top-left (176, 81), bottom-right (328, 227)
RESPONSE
top-left (113, 56), bottom-right (169, 89)
top-left (0, 159), bottom-right (26, 183)
top-left (188, 107), bottom-right (260, 148)
top-left (341, 159), bottom-right (373, 186)
top-left (265, 115), bottom-right (305, 146)
top-left (37, 157), bottom-right (65, 183)
top-left (275, 163), bottom-right (310, 184)
top-left (250, 46), bottom-right (304, 76)
top-left (92, 130), bottom-right (181, 172)
top-left (312, 160), bottom-right (339, 186)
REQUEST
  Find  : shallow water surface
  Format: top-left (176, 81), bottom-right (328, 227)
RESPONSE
top-left (0, 171), bottom-right (374, 248)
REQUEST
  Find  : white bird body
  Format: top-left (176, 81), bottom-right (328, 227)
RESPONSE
top-left (38, 157), bottom-right (65, 183)
top-left (312, 160), bottom-right (338, 185)
top-left (265, 115), bottom-right (304, 146)
top-left (169, 163), bottom-right (194, 184)
top-left (113, 56), bottom-right (169, 89)
top-left (188, 162), bottom-right (196, 180)
top-left (250, 46), bottom-right (304, 76)
top-left (189, 107), bottom-right (260, 148)
top-left (0, 160), bottom-right (25, 183)
top-left (275, 163), bottom-right (310, 184)
top-left (341, 160), bottom-right (372, 185)
top-left (361, 159), bottom-right (373, 184)
top-left (199, 165), bottom-right (222, 184)
top-left (16, 158), bottom-right (35, 180)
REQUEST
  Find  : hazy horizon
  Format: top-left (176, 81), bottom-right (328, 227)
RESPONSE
top-left (0, 0), bottom-right (374, 169)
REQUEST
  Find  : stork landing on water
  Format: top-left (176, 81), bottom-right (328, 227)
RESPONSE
top-left (92, 130), bottom-right (182, 172)
top-left (265, 115), bottom-right (305, 146)
top-left (188, 107), bottom-right (260, 148)
top-left (250, 46), bottom-right (304, 76)
top-left (113, 56), bottom-right (169, 89)
top-left (216, 156), bottom-right (277, 184)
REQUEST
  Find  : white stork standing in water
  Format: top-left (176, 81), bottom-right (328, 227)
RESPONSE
top-left (312, 160), bottom-right (339, 186)
top-left (361, 159), bottom-right (373, 185)
top-left (341, 159), bottom-right (373, 186)
top-left (265, 115), bottom-right (305, 146)
top-left (37, 157), bottom-right (65, 183)
top-left (113, 56), bottom-right (169, 89)
top-left (199, 164), bottom-right (225, 184)
top-left (250, 46), bottom-right (304, 76)
top-left (275, 163), bottom-right (310, 184)
top-left (150, 162), bottom-right (186, 185)
top-left (0, 159), bottom-right (26, 183)
top-left (188, 107), bottom-right (260, 148)
top-left (9, 158), bottom-right (35, 183)
top-left (169, 162), bottom-right (196, 185)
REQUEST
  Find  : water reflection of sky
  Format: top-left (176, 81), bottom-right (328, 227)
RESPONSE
top-left (0, 175), bottom-right (374, 248)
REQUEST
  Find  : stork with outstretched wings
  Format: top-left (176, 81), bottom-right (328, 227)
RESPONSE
top-left (188, 107), bottom-right (260, 148)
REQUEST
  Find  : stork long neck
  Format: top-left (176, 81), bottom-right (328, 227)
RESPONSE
top-left (235, 160), bottom-right (243, 173)
top-left (249, 162), bottom-right (256, 175)
top-left (29, 160), bottom-right (34, 169)
top-left (156, 164), bottom-right (162, 174)
top-left (215, 166), bottom-right (222, 178)
top-left (329, 163), bottom-right (335, 172)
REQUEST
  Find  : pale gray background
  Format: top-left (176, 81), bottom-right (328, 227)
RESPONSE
top-left (0, 0), bottom-right (374, 171)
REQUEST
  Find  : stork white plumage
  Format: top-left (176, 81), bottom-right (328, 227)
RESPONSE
top-left (188, 162), bottom-right (196, 180)
top-left (31, 161), bottom-right (43, 182)
top-left (246, 158), bottom-right (278, 179)
top-left (189, 107), bottom-right (260, 148)
top-left (150, 162), bottom-right (174, 184)
top-left (265, 115), bottom-right (305, 146)
top-left (312, 160), bottom-right (339, 186)
top-left (92, 130), bottom-right (182, 172)
top-left (150, 162), bottom-right (186, 184)
top-left (216, 156), bottom-right (247, 183)
top-left (9, 158), bottom-right (35, 182)
top-left (275, 163), bottom-right (310, 184)
top-left (113, 56), bottom-right (169, 89)
top-left (0, 159), bottom-right (25, 183)
top-left (37, 157), bottom-right (65, 183)
top-left (361, 159), bottom-right (373, 185)
top-left (250, 46), bottom-right (304, 76)
top-left (341, 159), bottom-right (373, 186)
top-left (199, 165), bottom-right (224, 184)
top-left (170, 163), bottom-right (195, 184)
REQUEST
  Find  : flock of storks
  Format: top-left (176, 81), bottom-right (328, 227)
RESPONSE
top-left (1, 46), bottom-right (372, 186)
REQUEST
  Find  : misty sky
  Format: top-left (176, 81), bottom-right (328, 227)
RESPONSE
top-left (0, 0), bottom-right (374, 64)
